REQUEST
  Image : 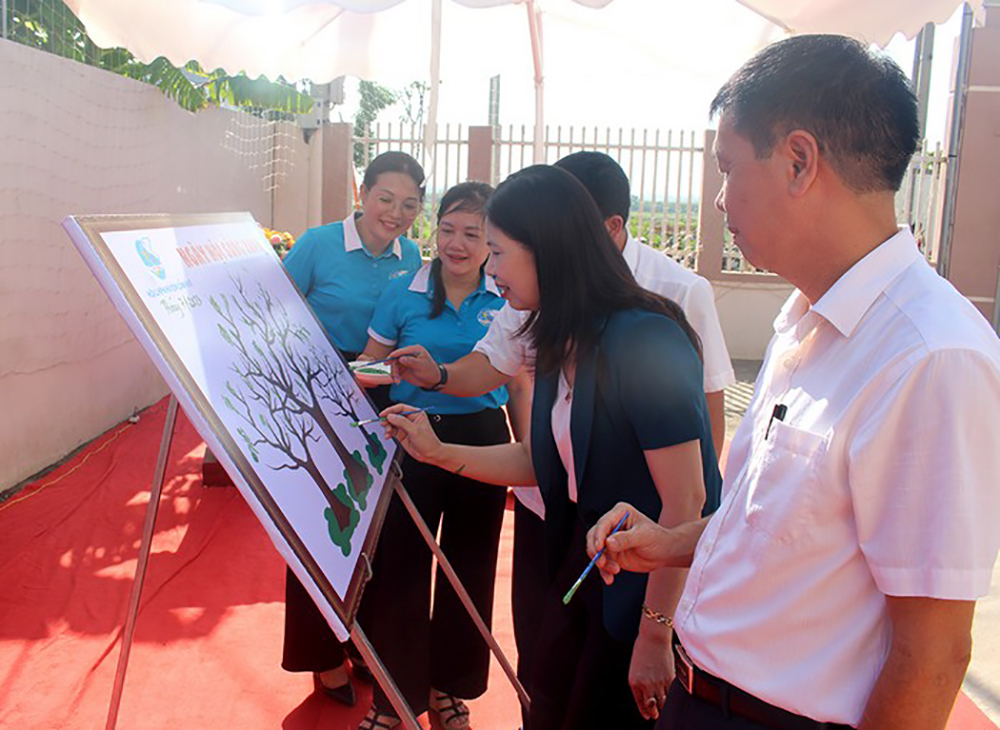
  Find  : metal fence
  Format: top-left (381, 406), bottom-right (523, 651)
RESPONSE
top-left (356, 123), bottom-right (705, 267)
top-left (715, 140), bottom-right (948, 275)
top-left (355, 122), bottom-right (471, 255)
top-left (896, 140), bottom-right (947, 265)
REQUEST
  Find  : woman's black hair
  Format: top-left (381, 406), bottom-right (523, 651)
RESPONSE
top-left (486, 165), bottom-right (700, 375)
top-left (429, 181), bottom-right (494, 319)
top-left (362, 151), bottom-right (427, 200)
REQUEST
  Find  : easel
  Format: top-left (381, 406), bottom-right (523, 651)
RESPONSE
top-left (105, 396), bottom-right (529, 730)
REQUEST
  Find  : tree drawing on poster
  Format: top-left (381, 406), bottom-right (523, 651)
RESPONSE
top-left (210, 276), bottom-right (387, 556)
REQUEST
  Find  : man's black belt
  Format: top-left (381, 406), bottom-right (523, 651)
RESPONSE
top-left (672, 641), bottom-right (855, 730)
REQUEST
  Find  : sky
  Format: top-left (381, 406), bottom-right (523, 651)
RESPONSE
top-left (332, 0), bottom-right (966, 146)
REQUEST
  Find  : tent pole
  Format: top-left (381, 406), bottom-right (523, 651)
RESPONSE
top-left (526, 0), bottom-right (545, 164)
top-left (2, 0), bottom-right (8, 40)
top-left (911, 22), bottom-right (935, 138)
top-left (423, 0), bottom-right (442, 183)
top-left (937, 3), bottom-right (975, 280)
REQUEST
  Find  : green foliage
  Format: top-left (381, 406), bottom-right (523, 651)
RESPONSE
top-left (399, 81), bottom-right (430, 127)
top-left (324, 498), bottom-right (360, 557)
top-left (236, 427), bottom-right (259, 462)
top-left (627, 203), bottom-right (701, 253)
top-left (353, 80), bottom-right (398, 169)
top-left (4, 0), bottom-right (313, 114)
top-left (363, 432), bottom-right (387, 475)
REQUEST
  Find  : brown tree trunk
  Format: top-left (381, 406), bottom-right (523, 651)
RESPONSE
top-left (304, 460), bottom-right (352, 531)
top-left (309, 406), bottom-right (369, 494)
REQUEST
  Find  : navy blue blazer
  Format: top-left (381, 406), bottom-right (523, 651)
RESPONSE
top-left (530, 308), bottom-right (722, 642)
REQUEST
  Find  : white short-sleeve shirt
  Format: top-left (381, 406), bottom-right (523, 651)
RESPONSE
top-left (481, 234), bottom-right (736, 517)
top-left (674, 228), bottom-right (1000, 727)
top-left (622, 236), bottom-right (735, 392)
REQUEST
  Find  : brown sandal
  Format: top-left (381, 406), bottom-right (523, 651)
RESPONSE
top-left (358, 706), bottom-right (400, 730)
top-left (429, 690), bottom-right (471, 730)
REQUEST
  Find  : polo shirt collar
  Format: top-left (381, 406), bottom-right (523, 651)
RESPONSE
top-left (774, 227), bottom-right (923, 338)
top-left (408, 262), bottom-right (502, 297)
top-left (621, 231), bottom-right (640, 277)
top-left (408, 263), bottom-right (433, 293)
top-left (343, 213), bottom-right (403, 259)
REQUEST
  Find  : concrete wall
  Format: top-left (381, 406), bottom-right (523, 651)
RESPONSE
top-left (713, 280), bottom-right (794, 361)
top-left (0, 40), bottom-right (314, 491)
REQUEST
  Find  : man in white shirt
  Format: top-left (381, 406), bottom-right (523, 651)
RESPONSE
top-left (390, 151), bottom-right (734, 722)
top-left (588, 35), bottom-right (1000, 730)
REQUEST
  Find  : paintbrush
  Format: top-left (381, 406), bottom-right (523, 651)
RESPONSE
top-left (349, 406), bottom-right (433, 428)
top-left (562, 510), bottom-right (630, 605)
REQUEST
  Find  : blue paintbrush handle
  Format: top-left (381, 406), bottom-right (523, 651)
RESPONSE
top-left (563, 510), bottom-right (630, 604)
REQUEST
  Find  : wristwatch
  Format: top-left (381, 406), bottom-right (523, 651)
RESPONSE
top-left (423, 363), bottom-right (449, 392)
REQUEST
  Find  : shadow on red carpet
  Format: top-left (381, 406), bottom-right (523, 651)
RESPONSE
top-left (0, 397), bottom-right (991, 729)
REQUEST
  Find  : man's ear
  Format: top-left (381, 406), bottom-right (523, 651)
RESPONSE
top-left (604, 214), bottom-right (626, 241)
top-left (785, 130), bottom-right (820, 196)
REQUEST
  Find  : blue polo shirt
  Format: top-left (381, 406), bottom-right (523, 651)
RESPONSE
top-left (368, 263), bottom-right (509, 414)
top-left (283, 214), bottom-right (422, 353)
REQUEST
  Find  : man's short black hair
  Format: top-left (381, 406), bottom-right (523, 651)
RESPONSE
top-left (710, 34), bottom-right (919, 193)
top-left (554, 151), bottom-right (632, 224)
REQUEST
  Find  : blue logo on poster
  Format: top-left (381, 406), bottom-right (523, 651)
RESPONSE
top-left (477, 308), bottom-right (500, 327)
top-left (136, 237), bottom-right (166, 280)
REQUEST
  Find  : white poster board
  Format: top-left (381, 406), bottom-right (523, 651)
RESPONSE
top-left (63, 212), bottom-right (398, 639)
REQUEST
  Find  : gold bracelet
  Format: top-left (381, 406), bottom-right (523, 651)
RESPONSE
top-left (641, 603), bottom-right (674, 628)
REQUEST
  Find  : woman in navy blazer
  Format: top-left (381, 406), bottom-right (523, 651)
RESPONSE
top-left (382, 165), bottom-right (722, 730)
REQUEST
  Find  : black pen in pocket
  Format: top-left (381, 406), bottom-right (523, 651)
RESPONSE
top-left (765, 403), bottom-right (787, 440)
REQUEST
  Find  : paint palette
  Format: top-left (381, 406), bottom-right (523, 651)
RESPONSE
top-left (349, 360), bottom-right (393, 387)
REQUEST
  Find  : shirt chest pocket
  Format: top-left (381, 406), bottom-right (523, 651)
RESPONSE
top-left (743, 421), bottom-right (829, 544)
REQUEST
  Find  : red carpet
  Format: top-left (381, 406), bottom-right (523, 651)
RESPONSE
top-left (0, 397), bottom-right (993, 729)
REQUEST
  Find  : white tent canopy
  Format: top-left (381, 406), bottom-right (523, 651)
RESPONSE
top-left (734, 0), bottom-right (982, 44)
top-left (58, 0), bottom-right (984, 170)
top-left (63, 0), bottom-right (981, 86)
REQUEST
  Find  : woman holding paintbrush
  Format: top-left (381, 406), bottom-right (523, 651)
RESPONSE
top-left (353, 182), bottom-right (523, 730)
top-left (382, 165), bottom-right (721, 730)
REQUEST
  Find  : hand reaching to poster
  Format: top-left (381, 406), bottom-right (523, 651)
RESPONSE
top-left (380, 403), bottom-right (444, 464)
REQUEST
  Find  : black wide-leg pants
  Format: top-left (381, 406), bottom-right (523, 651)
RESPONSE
top-left (280, 382), bottom-right (392, 674)
top-left (362, 407), bottom-right (510, 716)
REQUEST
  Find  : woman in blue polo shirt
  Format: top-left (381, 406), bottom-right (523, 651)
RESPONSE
top-left (280, 151), bottom-right (425, 705)
top-left (354, 182), bottom-right (516, 730)
top-left (283, 150), bottom-right (425, 364)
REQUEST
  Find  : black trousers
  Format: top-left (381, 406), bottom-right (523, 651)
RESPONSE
top-left (657, 679), bottom-right (773, 730)
top-left (511, 499), bottom-right (548, 729)
top-left (362, 408), bottom-right (510, 716)
top-left (528, 520), bottom-right (653, 730)
top-left (280, 381), bottom-right (393, 674)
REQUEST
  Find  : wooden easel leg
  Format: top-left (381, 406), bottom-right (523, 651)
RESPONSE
top-left (105, 396), bottom-right (179, 730)
top-left (392, 479), bottom-right (531, 712)
top-left (350, 623), bottom-right (423, 730)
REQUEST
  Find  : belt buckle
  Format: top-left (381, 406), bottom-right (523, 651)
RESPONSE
top-left (673, 641), bottom-right (695, 695)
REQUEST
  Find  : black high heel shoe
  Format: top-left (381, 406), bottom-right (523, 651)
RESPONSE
top-left (313, 671), bottom-right (356, 707)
